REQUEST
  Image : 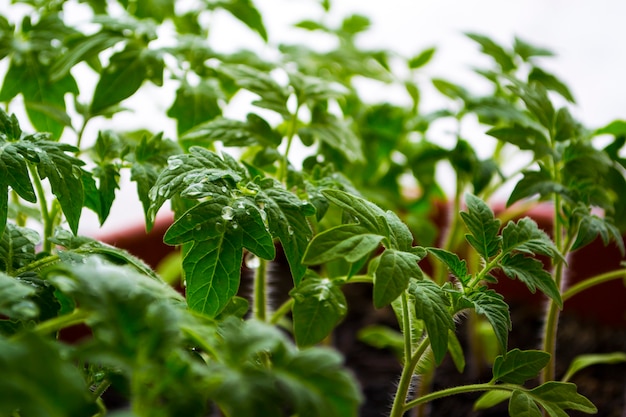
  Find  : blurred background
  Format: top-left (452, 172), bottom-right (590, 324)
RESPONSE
top-left (3, 0), bottom-right (626, 234)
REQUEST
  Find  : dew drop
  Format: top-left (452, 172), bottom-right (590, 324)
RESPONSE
top-left (232, 222), bottom-right (239, 230)
top-left (194, 225), bottom-right (202, 231)
top-left (244, 253), bottom-right (260, 269)
top-left (167, 157), bottom-right (183, 170)
top-left (221, 186), bottom-right (228, 193)
top-left (287, 225), bottom-right (294, 235)
top-left (221, 206), bottom-right (234, 220)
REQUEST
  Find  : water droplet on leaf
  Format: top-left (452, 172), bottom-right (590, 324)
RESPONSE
top-left (221, 206), bottom-right (234, 220)
top-left (244, 253), bottom-right (260, 269)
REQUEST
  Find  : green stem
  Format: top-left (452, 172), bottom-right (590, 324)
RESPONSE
top-left (562, 268), bottom-right (626, 302)
top-left (253, 258), bottom-right (268, 321)
top-left (32, 309), bottom-right (90, 336)
top-left (435, 179), bottom-right (464, 284)
top-left (28, 164), bottom-right (53, 252)
top-left (280, 106), bottom-right (300, 183)
top-left (403, 382), bottom-right (518, 411)
top-left (92, 379), bottom-right (111, 400)
top-left (389, 331), bottom-right (431, 417)
top-left (269, 298), bottom-right (294, 325)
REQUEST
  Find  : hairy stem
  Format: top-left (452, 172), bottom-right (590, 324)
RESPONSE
top-left (403, 382), bottom-right (518, 411)
top-left (562, 268), bottom-right (626, 301)
top-left (28, 164), bottom-right (53, 252)
top-left (389, 318), bottom-right (431, 417)
top-left (253, 258), bottom-right (268, 321)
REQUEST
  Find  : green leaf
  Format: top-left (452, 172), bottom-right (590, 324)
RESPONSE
top-left (513, 37), bottom-right (554, 61)
top-left (528, 382), bottom-right (597, 417)
top-left (492, 349), bottom-right (550, 384)
top-left (181, 113), bottom-right (281, 149)
top-left (511, 84), bottom-right (555, 130)
top-left (501, 217), bottom-right (563, 261)
top-left (357, 325), bottom-right (404, 358)
top-left (340, 14), bottom-right (370, 36)
top-left (299, 111), bottom-right (364, 163)
top-left (460, 194), bottom-right (502, 260)
top-left (91, 45), bottom-right (164, 115)
top-left (507, 166), bottom-right (564, 207)
top-left (289, 72), bottom-right (348, 105)
top-left (553, 107), bottom-right (581, 142)
top-left (509, 390), bottom-right (542, 417)
top-left (0, 332), bottom-right (98, 417)
top-left (181, 235), bottom-right (242, 317)
top-left (408, 47), bottom-right (436, 69)
top-left (217, 0), bottom-right (267, 41)
top-left (290, 276), bottom-right (347, 346)
top-left (427, 247), bottom-right (470, 285)
top-left (0, 59), bottom-right (78, 138)
top-left (384, 210), bottom-right (415, 252)
top-left (431, 78), bottom-right (470, 101)
top-left (499, 253), bottom-right (562, 307)
top-left (465, 289), bottom-right (510, 353)
top-left (0, 271), bottom-right (38, 321)
top-left (562, 352), bottom-right (626, 382)
top-left (596, 119), bottom-right (626, 137)
top-left (303, 224), bottom-right (383, 265)
top-left (167, 80), bottom-right (222, 135)
top-left (129, 0), bottom-right (175, 22)
top-left (256, 183), bottom-right (315, 284)
top-left (474, 390), bottom-right (512, 411)
top-left (25, 137), bottom-right (85, 235)
top-left (0, 223), bottom-right (39, 273)
top-left (408, 279), bottom-right (454, 364)
top-left (218, 64), bottom-right (290, 116)
top-left (572, 213), bottom-right (625, 255)
top-left (529, 67), bottom-right (575, 103)
top-left (466, 33), bottom-right (516, 72)
top-left (486, 124), bottom-right (552, 158)
top-left (374, 249), bottom-right (423, 308)
top-left (322, 189), bottom-right (386, 235)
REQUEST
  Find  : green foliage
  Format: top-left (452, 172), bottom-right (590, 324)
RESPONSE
top-left (0, 2), bottom-right (622, 416)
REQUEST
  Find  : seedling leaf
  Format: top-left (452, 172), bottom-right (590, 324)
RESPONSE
top-left (408, 279), bottom-right (454, 364)
top-left (460, 194), bottom-right (501, 260)
top-left (492, 349), bottom-right (550, 384)
top-left (374, 249), bottom-right (423, 308)
top-left (465, 289), bottom-right (510, 353)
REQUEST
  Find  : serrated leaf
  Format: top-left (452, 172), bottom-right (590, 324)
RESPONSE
top-left (167, 80), bottom-right (222, 135)
top-left (24, 138), bottom-right (85, 235)
top-left (290, 276), bottom-right (347, 346)
top-left (511, 84), bottom-right (555, 130)
top-left (507, 167), bottom-right (565, 207)
top-left (181, 113), bottom-right (281, 149)
top-left (499, 253), bottom-right (562, 307)
top-left (509, 390), bottom-right (543, 417)
top-left (374, 249), bottom-right (423, 308)
top-left (408, 279), bottom-right (454, 364)
top-left (427, 247), bottom-right (470, 285)
top-left (562, 352), bottom-right (626, 382)
top-left (218, 64), bottom-right (289, 116)
top-left (384, 210), bottom-right (415, 252)
top-left (460, 194), bottom-right (501, 260)
top-left (299, 112), bottom-right (364, 163)
top-left (182, 235), bottom-right (242, 317)
top-left (528, 382), bottom-right (597, 417)
top-left (304, 223), bottom-right (383, 265)
top-left (322, 189), bottom-right (386, 235)
top-left (501, 217), bottom-right (563, 261)
top-left (0, 271), bottom-right (38, 320)
top-left (91, 45), bottom-right (164, 115)
top-left (0, 59), bottom-right (78, 138)
top-left (553, 107), bottom-right (580, 142)
top-left (465, 289), bottom-right (510, 353)
top-left (572, 213), bottom-right (625, 255)
top-left (0, 223), bottom-right (39, 273)
top-left (256, 183), bottom-right (314, 284)
top-left (529, 67), bottom-right (575, 103)
top-left (492, 349), bottom-right (550, 384)
top-left (513, 37), bottom-right (554, 61)
top-left (466, 33), bottom-right (516, 72)
top-left (486, 124), bottom-right (552, 158)
top-left (218, 0), bottom-right (267, 41)
top-left (289, 72), bottom-right (348, 105)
